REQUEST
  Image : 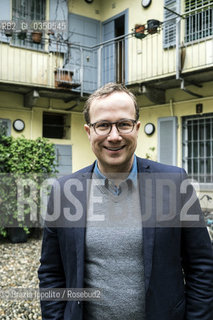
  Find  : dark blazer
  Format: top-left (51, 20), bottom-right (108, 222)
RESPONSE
top-left (38, 157), bottom-right (213, 320)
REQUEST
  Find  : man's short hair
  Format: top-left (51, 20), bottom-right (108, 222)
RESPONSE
top-left (83, 82), bottom-right (139, 124)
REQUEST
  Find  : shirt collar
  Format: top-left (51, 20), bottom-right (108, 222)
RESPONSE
top-left (94, 154), bottom-right (138, 189)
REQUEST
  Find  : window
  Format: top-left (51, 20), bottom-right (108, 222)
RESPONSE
top-left (182, 114), bottom-right (213, 183)
top-left (12, 0), bottom-right (46, 49)
top-left (43, 112), bottom-right (70, 139)
top-left (0, 119), bottom-right (11, 136)
top-left (185, 0), bottom-right (213, 42)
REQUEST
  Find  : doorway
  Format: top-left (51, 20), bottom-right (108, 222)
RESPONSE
top-left (102, 10), bottom-right (128, 85)
top-left (115, 15), bottom-right (125, 83)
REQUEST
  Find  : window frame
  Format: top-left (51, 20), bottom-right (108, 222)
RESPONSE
top-left (184, 0), bottom-right (213, 43)
top-left (0, 119), bottom-right (11, 136)
top-left (11, 0), bottom-right (46, 50)
top-left (182, 113), bottom-right (213, 188)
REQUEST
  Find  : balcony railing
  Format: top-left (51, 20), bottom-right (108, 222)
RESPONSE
top-left (0, 11), bottom-right (213, 95)
top-left (0, 35), bottom-right (80, 90)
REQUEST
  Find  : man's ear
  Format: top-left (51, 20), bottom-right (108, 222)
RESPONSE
top-left (84, 124), bottom-right (91, 139)
top-left (136, 121), bottom-right (141, 131)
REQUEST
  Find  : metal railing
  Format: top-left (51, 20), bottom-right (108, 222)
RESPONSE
top-left (0, 8), bottom-right (213, 94)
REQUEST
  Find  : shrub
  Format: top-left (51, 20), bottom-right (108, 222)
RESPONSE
top-left (0, 136), bottom-right (57, 237)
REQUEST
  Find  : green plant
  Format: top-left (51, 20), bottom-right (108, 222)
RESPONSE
top-left (0, 135), bottom-right (57, 237)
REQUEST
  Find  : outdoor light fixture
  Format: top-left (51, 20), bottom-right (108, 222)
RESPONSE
top-left (13, 119), bottom-right (25, 132)
top-left (85, 0), bottom-right (94, 3)
top-left (141, 0), bottom-right (152, 8)
top-left (144, 123), bottom-right (155, 135)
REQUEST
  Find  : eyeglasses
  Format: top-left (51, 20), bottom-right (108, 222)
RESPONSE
top-left (89, 119), bottom-right (137, 136)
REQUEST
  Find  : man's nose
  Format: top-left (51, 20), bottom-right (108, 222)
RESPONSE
top-left (107, 124), bottom-right (122, 141)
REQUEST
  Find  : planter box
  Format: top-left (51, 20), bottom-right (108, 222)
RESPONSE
top-left (7, 227), bottom-right (28, 243)
top-left (32, 31), bottom-right (42, 43)
top-left (54, 69), bottom-right (74, 89)
top-left (135, 24), bottom-right (146, 39)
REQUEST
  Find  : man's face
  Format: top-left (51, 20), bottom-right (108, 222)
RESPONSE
top-left (84, 91), bottom-right (140, 174)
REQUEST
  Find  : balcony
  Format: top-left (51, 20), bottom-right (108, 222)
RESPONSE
top-left (0, 9), bottom-right (213, 101)
top-left (0, 34), bottom-right (80, 101)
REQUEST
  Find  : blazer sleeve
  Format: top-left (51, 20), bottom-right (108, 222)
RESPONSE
top-left (180, 170), bottom-right (213, 320)
top-left (38, 226), bottom-right (67, 320)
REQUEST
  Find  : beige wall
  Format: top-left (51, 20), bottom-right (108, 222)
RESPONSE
top-left (138, 96), bottom-right (213, 169)
top-left (1, 88), bottom-right (213, 209)
top-left (1, 89), bottom-right (213, 172)
top-left (68, 0), bottom-right (164, 26)
top-left (0, 91), bottom-right (93, 173)
top-left (0, 44), bottom-right (63, 87)
top-left (68, 0), bottom-right (101, 20)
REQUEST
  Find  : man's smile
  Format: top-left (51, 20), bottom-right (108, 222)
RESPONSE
top-left (103, 145), bottom-right (126, 151)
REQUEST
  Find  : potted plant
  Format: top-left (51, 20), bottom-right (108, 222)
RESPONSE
top-left (4, 28), bottom-right (13, 37)
top-left (54, 68), bottom-right (74, 88)
top-left (31, 31), bottom-right (42, 43)
top-left (18, 31), bottom-right (27, 40)
top-left (147, 19), bottom-right (161, 35)
top-left (134, 24), bottom-right (146, 39)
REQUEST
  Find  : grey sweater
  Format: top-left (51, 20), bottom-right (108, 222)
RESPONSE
top-left (84, 178), bottom-right (146, 320)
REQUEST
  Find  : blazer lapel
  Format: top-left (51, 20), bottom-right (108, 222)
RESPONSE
top-left (137, 157), bottom-right (156, 294)
top-left (74, 169), bottom-right (93, 288)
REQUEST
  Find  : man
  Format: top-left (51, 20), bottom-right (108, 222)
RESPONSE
top-left (38, 83), bottom-right (213, 320)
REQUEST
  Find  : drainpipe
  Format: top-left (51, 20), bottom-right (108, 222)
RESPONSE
top-left (80, 47), bottom-right (84, 97)
top-left (176, 11), bottom-right (181, 80)
top-left (97, 45), bottom-right (102, 88)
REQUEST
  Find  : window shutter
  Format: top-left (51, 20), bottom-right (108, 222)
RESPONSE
top-left (163, 0), bottom-right (179, 48)
top-left (0, 0), bottom-right (11, 43)
top-left (158, 117), bottom-right (177, 165)
top-left (49, 0), bottom-right (68, 53)
top-left (55, 144), bottom-right (72, 174)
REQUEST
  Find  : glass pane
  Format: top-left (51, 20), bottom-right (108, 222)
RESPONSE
top-left (206, 158), bottom-right (211, 173)
top-left (193, 159), bottom-right (198, 174)
top-left (188, 159), bottom-right (192, 174)
top-left (200, 142), bottom-right (204, 156)
top-left (188, 124), bottom-right (192, 140)
top-left (193, 122), bottom-right (198, 140)
top-left (199, 120), bottom-right (204, 140)
top-left (0, 120), bottom-right (10, 136)
top-left (206, 141), bottom-right (211, 156)
top-left (200, 159), bottom-right (204, 174)
top-left (206, 121), bottom-right (211, 139)
top-left (188, 142), bottom-right (192, 156)
top-left (193, 142), bottom-right (198, 157)
top-left (206, 159), bottom-right (211, 182)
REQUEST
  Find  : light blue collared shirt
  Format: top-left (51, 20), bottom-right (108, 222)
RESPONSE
top-left (94, 155), bottom-right (138, 195)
